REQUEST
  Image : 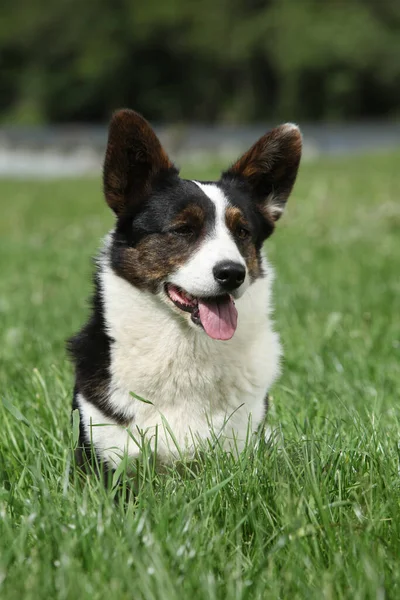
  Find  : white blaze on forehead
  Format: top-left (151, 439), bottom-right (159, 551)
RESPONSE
top-left (170, 182), bottom-right (247, 297)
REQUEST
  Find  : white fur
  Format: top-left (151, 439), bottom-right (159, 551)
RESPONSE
top-left (171, 183), bottom-right (249, 297)
top-left (79, 184), bottom-right (282, 468)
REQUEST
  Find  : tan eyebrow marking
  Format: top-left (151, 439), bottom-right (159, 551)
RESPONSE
top-left (171, 204), bottom-right (205, 228)
top-left (225, 206), bottom-right (249, 233)
top-left (225, 206), bottom-right (262, 281)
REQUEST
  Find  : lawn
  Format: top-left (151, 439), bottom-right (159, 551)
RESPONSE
top-left (0, 152), bottom-right (399, 600)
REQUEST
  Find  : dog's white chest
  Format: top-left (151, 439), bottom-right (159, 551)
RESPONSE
top-left (77, 262), bottom-right (281, 467)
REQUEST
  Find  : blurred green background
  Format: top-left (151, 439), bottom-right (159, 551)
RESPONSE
top-left (1, 0), bottom-right (400, 125)
top-left (1, 4), bottom-right (400, 597)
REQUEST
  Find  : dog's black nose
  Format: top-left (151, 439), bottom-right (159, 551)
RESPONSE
top-left (213, 261), bottom-right (246, 291)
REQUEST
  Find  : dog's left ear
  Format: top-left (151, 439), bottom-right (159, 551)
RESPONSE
top-left (103, 109), bottom-right (176, 215)
top-left (222, 124), bottom-right (302, 222)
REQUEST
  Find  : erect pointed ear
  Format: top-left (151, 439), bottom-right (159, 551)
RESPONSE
top-left (103, 109), bottom-right (176, 215)
top-left (222, 124), bottom-right (302, 222)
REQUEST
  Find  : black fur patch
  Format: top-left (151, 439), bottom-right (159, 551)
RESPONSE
top-left (67, 273), bottom-right (129, 426)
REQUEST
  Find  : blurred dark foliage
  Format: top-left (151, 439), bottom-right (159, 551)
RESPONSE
top-left (1, 0), bottom-right (400, 124)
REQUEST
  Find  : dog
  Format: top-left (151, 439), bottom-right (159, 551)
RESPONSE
top-left (68, 109), bottom-right (302, 472)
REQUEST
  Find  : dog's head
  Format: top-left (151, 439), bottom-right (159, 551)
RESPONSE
top-left (103, 110), bottom-right (302, 341)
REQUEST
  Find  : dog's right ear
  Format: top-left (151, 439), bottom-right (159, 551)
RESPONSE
top-left (103, 109), bottom-right (176, 215)
top-left (222, 123), bottom-right (302, 224)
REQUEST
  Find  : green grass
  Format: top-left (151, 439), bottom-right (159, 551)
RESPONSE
top-left (1, 152), bottom-right (400, 599)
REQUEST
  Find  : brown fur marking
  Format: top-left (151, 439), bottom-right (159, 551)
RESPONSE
top-left (115, 204), bottom-right (206, 292)
top-left (170, 204), bottom-right (205, 230)
top-left (225, 206), bottom-right (244, 232)
top-left (225, 206), bottom-right (262, 281)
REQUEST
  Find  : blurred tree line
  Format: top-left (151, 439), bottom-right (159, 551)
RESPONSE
top-left (1, 0), bottom-right (399, 124)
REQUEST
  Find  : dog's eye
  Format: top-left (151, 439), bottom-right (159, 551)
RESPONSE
top-left (172, 224), bottom-right (195, 237)
top-left (237, 225), bottom-right (250, 240)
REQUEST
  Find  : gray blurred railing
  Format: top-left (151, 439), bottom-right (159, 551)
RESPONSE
top-left (0, 122), bottom-right (399, 177)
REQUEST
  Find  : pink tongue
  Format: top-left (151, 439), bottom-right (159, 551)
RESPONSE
top-left (198, 296), bottom-right (238, 340)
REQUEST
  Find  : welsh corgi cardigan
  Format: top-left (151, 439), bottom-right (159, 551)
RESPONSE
top-left (69, 109), bottom-right (302, 471)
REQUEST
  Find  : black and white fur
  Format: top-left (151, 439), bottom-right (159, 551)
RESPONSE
top-left (69, 109), bottom-right (302, 469)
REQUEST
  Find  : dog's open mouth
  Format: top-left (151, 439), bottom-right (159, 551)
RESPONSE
top-left (165, 284), bottom-right (238, 341)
